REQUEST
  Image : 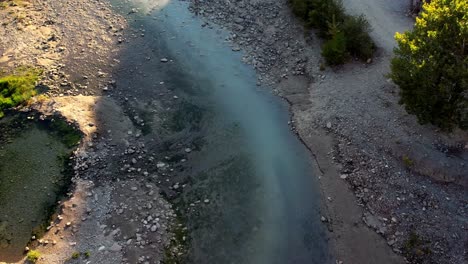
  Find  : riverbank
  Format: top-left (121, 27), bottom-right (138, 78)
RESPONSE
top-left (187, 0), bottom-right (467, 263)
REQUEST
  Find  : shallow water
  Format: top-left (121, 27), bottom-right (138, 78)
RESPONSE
top-left (111, 0), bottom-right (331, 263)
top-left (0, 118), bottom-right (73, 262)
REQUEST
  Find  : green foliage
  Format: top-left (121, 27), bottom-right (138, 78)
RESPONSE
top-left (341, 15), bottom-right (374, 59)
top-left (322, 31), bottom-right (347, 65)
top-left (289, 0), bottom-right (374, 64)
top-left (0, 67), bottom-right (41, 117)
top-left (402, 155), bottom-right (414, 167)
top-left (390, 0), bottom-right (468, 130)
top-left (84, 251), bottom-right (91, 258)
top-left (26, 250), bottom-right (41, 263)
top-left (71, 251), bottom-right (80, 259)
top-left (47, 119), bottom-right (82, 147)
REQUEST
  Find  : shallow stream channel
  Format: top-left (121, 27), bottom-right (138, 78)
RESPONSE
top-left (112, 0), bottom-right (331, 263)
top-left (0, 114), bottom-right (80, 262)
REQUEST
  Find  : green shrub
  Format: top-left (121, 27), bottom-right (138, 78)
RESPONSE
top-left (0, 67), bottom-right (41, 117)
top-left (289, 0), bottom-right (312, 20)
top-left (390, 0), bottom-right (468, 130)
top-left (27, 250), bottom-right (41, 263)
top-left (308, 0), bottom-right (346, 37)
top-left (341, 15), bottom-right (374, 59)
top-left (289, 0), bottom-right (374, 64)
top-left (290, 0), bottom-right (346, 36)
top-left (322, 31), bottom-right (347, 65)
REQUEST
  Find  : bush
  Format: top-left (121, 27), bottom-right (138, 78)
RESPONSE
top-left (390, 0), bottom-right (468, 130)
top-left (322, 31), bottom-right (347, 65)
top-left (0, 67), bottom-right (41, 117)
top-left (289, 0), bottom-right (374, 64)
top-left (341, 15), bottom-right (374, 59)
top-left (27, 250), bottom-right (41, 263)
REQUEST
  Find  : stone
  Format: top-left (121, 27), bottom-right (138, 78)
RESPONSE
top-left (110, 243), bottom-right (122, 252)
top-left (160, 58), bottom-right (169, 63)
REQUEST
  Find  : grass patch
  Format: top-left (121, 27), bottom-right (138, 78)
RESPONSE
top-left (26, 250), bottom-right (41, 263)
top-left (289, 0), bottom-right (375, 65)
top-left (71, 251), bottom-right (80, 259)
top-left (0, 67), bottom-right (42, 118)
top-left (402, 155), bottom-right (414, 167)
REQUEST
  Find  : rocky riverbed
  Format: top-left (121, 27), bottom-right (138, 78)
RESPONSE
top-left (1, 0), bottom-right (177, 263)
top-left (186, 0), bottom-right (467, 263)
top-left (0, 0), bottom-right (466, 264)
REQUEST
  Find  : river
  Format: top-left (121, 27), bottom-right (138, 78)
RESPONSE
top-left (110, 0), bottom-right (331, 263)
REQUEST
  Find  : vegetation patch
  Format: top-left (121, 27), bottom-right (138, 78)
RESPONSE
top-left (163, 214), bottom-right (188, 264)
top-left (45, 118), bottom-right (82, 148)
top-left (71, 251), bottom-right (80, 259)
top-left (26, 250), bottom-right (41, 263)
top-left (390, 0), bottom-right (467, 130)
top-left (402, 155), bottom-right (414, 168)
top-left (402, 232), bottom-right (432, 262)
top-left (0, 67), bottom-right (42, 118)
top-left (289, 0), bottom-right (374, 65)
top-left (0, 0), bottom-right (27, 9)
